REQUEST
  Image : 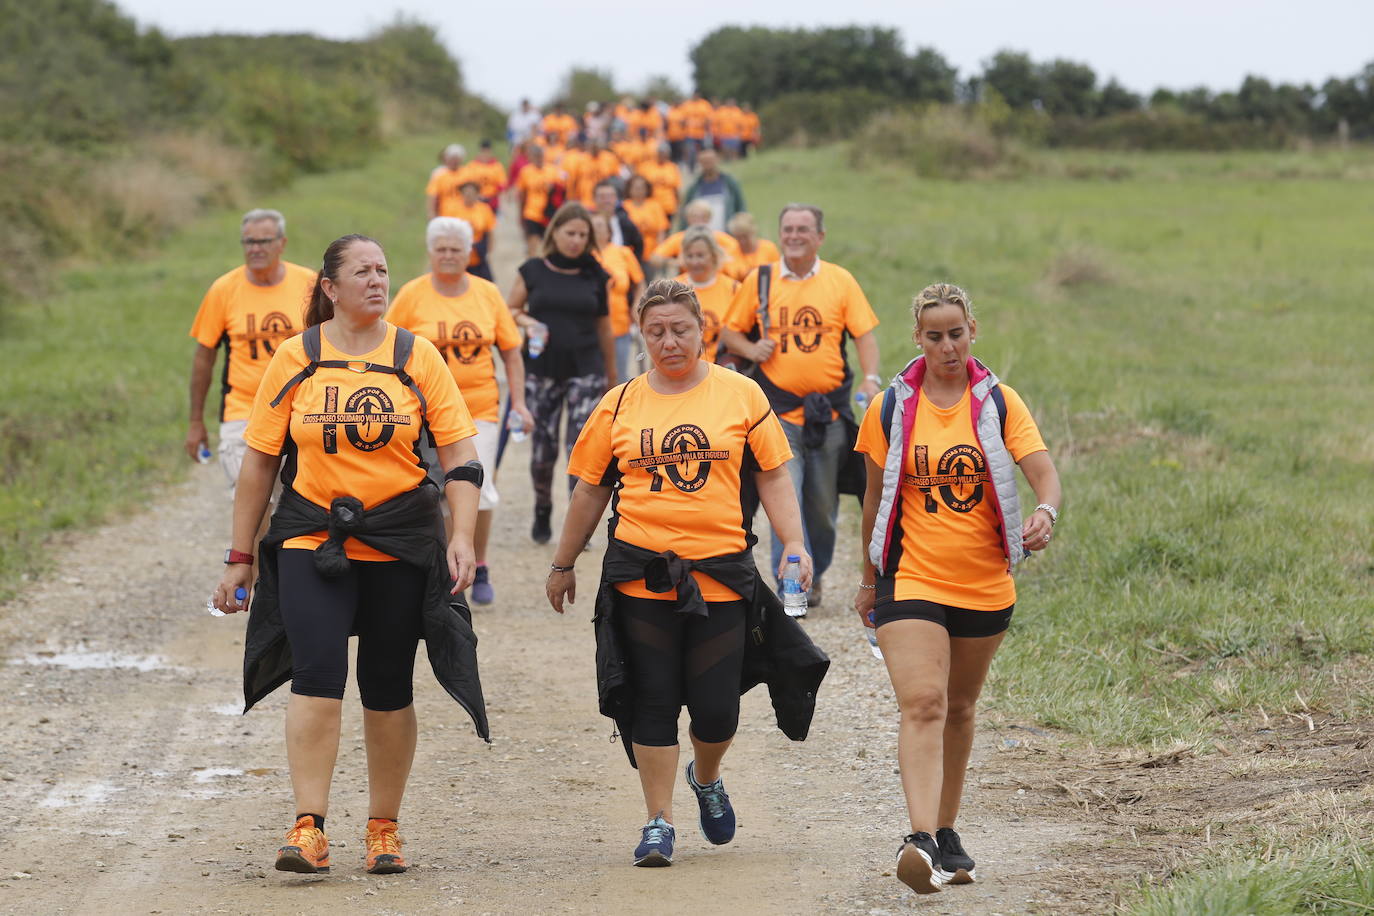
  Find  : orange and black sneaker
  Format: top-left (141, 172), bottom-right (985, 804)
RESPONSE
top-left (275, 814), bottom-right (330, 874)
top-left (365, 818), bottom-right (408, 874)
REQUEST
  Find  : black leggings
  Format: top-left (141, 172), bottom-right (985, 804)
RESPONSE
top-left (616, 592), bottom-right (747, 747)
top-left (278, 549), bottom-right (425, 711)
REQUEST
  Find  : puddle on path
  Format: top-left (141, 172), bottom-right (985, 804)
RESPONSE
top-left (40, 782), bottom-right (126, 809)
top-left (11, 649), bottom-right (174, 672)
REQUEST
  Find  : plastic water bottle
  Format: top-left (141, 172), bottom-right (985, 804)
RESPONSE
top-left (781, 555), bottom-right (807, 618)
top-left (506, 409), bottom-right (528, 443)
top-left (196, 443), bottom-right (212, 464)
top-left (527, 321), bottom-right (549, 358)
top-left (865, 611), bottom-right (883, 659)
top-left (854, 391), bottom-right (868, 411)
top-left (206, 586), bottom-right (247, 617)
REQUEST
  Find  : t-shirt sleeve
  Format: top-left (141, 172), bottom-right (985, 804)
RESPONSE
top-left (652, 235), bottom-right (678, 260)
top-left (853, 390), bottom-right (889, 459)
top-left (189, 280), bottom-right (227, 348)
top-left (1000, 385), bottom-right (1047, 462)
top-left (491, 290), bottom-right (522, 350)
top-left (723, 273), bottom-right (760, 333)
top-left (386, 284), bottom-right (417, 330)
top-left (627, 253), bottom-right (645, 286)
top-left (593, 272), bottom-right (609, 317)
top-left (744, 383), bottom-right (792, 471)
top-left (425, 173), bottom-right (442, 197)
top-left (566, 388), bottom-right (619, 485)
top-left (842, 272), bottom-right (881, 338)
top-left (412, 337), bottom-right (477, 447)
top-left (243, 344), bottom-right (302, 455)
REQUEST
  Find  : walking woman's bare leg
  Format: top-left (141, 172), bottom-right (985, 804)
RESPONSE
top-left (938, 633), bottom-right (1005, 827)
top-left (363, 704), bottom-right (418, 819)
top-left (876, 619), bottom-right (951, 835)
top-left (687, 731), bottom-right (733, 784)
top-left (285, 694), bottom-right (343, 816)
top-left (632, 743), bottom-right (679, 822)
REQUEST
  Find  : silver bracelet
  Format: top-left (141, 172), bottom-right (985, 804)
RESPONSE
top-left (858, 583), bottom-right (876, 590)
top-left (549, 564), bottom-right (574, 573)
top-left (1034, 503), bottom-right (1059, 526)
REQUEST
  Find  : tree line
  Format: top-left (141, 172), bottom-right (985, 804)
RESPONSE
top-left (690, 26), bottom-right (1374, 147)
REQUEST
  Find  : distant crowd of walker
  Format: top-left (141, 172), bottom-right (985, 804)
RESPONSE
top-left (188, 90), bottom-right (1062, 898)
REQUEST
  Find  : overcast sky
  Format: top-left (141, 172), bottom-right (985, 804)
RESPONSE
top-left (119, 0), bottom-right (1371, 110)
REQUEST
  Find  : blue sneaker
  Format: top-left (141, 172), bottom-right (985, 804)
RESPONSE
top-left (471, 565), bottom-right (493, 605)
top-left (685, 760), bottom-right (736, 845)
top-left (633, 815), bottom-right (674, 867)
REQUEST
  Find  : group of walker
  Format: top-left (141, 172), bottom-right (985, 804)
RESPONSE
top-left (193, 187), bottom-right (1061, 896)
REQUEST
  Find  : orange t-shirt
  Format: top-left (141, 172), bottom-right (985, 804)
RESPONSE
top-left (676, 272), bottom-right (738, 362)
top-left (741, 111), bottom-right (761, 143)
top-left (518, 163), bottom-right (561, 223)
top-left (441, 199), bottom-right (496, 265)
top-left (597, 245), bottom-right (645, 338)
top-left (580, 150), bottom-right (622, 204)
top-left (464, 158), bottom-right (508, 199)
top-left (723, 239), bottom-right (781, 282)
top-left (622, 197), bottom-right (670, 253)
top-left (568, 365), bottom-right (792, 601)
top-left (189, 262), bottom-right (315, 422)
top-left (723, 260), bottom-right (880, 425)
top-left (386, 274), bottom-right (520, 422)
top-left (666, 106), bottom-right (687, 142)
top-left (560, 149), bottom-right (592, 205)
top-left (684, 100), bottom-right (712, 139)
top-left (711, 106), bottom-right (742, 140)
top-left (638, 159), bottom-right (681, 215)
top-left (246, 323), bottom-right (477, 561)
top-left (426, 167), bottom-right (472, 217)
top-left (653, 229), bottom-right (741, 263)
top-left (541, 113), bottom-right (579, 145)
top-left (854, 386), bottom-right (1046, 609)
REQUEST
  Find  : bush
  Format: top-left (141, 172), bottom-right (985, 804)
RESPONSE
top-left (1049, 109), bottom-right (1292, 151)
top-left (759, 89), bottom-right (893, 145)
top-left (849, 106), bottom-right (1027, 179)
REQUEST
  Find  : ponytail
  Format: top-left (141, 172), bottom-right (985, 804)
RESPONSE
top-left (303, 233), bottom-right (383, 328)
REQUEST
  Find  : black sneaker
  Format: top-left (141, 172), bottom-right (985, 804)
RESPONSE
top-left (633, 815), bottom-right (675, 867)
top-left (895, 832), bottom-right (944, 895)
top-left (531, 505), bottom-right (552, 544)
top-left (935, 827), bottom-right (976, 884)
top-left (685, 760), bottom-right (736, 845)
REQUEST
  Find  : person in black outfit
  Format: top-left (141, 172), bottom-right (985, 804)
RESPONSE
top-left (592, 179), bottom-right (645, 265)
top-left (506, 201), bottom-right (617, 542)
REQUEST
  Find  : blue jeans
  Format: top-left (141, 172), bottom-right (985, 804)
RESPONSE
top-left (771, 417), bottom-right (845, 583)
top-left (614, 333), bottom-right (634, 383)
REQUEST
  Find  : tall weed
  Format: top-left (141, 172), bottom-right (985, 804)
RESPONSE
top-left (849, 106), bottom-right (1028, 179)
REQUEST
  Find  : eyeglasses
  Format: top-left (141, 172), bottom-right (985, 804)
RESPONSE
top-left (241, 236), bottom-right (281, 248)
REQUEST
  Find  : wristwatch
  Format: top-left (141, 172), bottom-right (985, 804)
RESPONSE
top-left (1034, 504), bottom-right (1059, 526)
top-left (224, 548), bottom-right (254, 565)
top-left (864, 373), bottom-right (883, 387)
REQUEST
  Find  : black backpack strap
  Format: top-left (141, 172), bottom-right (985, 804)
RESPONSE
top-left (880, 384), bottom-right (898, 445)
top-left (269, 324), bottom-right (322, 408)
top-left (989, 384), bottom-right (1007, 439)
top-left (609, 377), bottom-right (633, 423)
top-left (756, 264), bottom-right (772, 335)
top-left (390, 327), bottom-right (427, 420)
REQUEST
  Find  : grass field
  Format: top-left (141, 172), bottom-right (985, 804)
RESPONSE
top-left (2, 136), bottom-right (1371, 911)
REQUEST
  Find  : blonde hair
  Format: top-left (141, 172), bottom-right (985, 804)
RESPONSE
top-left (727, 211), bottom-right (757, 238)
top-left (680, 226), bottom-right (722, 266)
top-left (635, 277), bottom-right (704, 330)
top-left (912, 282), bottom-right (975, 330)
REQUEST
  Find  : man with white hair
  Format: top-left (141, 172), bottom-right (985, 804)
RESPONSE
top-left (186, 208), bottom-right (315, 488)
top-left (426, 143), bottom-right (469, 219)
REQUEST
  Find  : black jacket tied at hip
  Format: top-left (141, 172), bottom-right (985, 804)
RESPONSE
top-left (594, 537), bottom-right (830, 767)
top-left (241, 483), bottom-right (490, 742)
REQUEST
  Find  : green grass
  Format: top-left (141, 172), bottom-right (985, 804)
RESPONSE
top-left (0, 132), bottom-right (465, 597)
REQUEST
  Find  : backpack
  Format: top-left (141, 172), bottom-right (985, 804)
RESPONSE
top-left (877, 376), bottom-right (1007, 445)
top-left (716, 264), bottom-right (770, 377)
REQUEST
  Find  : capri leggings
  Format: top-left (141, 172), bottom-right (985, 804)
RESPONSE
top-left (616, 592), bottom-right (747, 747)
top-left (526, 371), bottom-right (605, 507)
top-left (278, 549), bottom-right (425, 711)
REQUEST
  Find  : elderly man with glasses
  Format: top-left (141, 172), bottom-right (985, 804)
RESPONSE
top-left (186, 208), bottom-right (316, 490)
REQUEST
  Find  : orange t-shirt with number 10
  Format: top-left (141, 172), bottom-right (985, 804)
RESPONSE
top-left (676, 271), bottom-right (738, 362)
top-left (189, 262), bottom-right (316, 421)
top-left (567, 365), bottom-right (792, 601)
top-left (245, 323), bottom-right (476, 562)
top-left (854, 386), bottom-right (1045, 609)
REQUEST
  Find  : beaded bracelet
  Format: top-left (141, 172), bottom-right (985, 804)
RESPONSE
top-left (858, 583), bottom-right (876, 590)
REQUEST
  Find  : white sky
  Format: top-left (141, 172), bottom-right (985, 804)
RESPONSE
top-left (118, 0), bottom-right (1373, 110)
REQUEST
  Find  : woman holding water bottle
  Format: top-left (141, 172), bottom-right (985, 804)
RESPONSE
top-left (853, 283), bottom-right (1061, 896)
top-left (507, 201), bottom-right (617, 544)
top-left (388, 217), bottom-right (533, 605)
top-left (546, 278), bottom-right (828, 868)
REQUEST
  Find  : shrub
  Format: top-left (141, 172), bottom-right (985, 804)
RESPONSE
top-left (1049, 109), bottom-right (1292, 151)
top-left (759, 89), bottom-right (893, 146)
top-left (849, 106), bottom-right (1027, 179)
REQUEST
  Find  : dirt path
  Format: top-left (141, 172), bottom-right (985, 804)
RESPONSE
top-left (12, 202), bottom-right (1356, 915)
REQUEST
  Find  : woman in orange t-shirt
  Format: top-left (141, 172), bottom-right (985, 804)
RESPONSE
top-left (548, 278), bottom-right (817, 867)
top-left (592, 212), bottom-right (644, 382)
top-left (389, 217), bottom-right (533, 605)
top-left (621, 174), bottom-right (670, 256)
top-left (675, 226), bottom-right (737, 363)
top-left (212, 234), bottom-right (486, 877)
top-left (853, 283), bottom-right (1061, 894)
top-left (517, 144), bottom-right (564, 257)
top-left (722, 212), bottom-right (780, 283)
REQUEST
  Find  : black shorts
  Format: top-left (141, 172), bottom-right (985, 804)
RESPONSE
top-left (522, 218), bottom-right (547, 239)
top-left (873, 598), bottom-right (1013, 639)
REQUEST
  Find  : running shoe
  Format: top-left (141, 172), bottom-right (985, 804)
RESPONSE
top-left (471, 565), bottom-right (494, 605)
top-left (807, 577), bottom-right (823, 608)
top-left (685, 760), bottom-right (736, 845)
top-left (633, 815), bottom-right (675, 867)
top-left (532, 505), bottom-right (552, 544)
top-left (275, 814), bottom-right (330, 874)
top-left (935, 827), bottom-right (976, 884)
top-left (895, 831), bottom-right (944, 894)
top-left (365, 818), bottom-right (407, 874)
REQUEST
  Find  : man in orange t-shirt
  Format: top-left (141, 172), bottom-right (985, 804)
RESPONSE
top-left (718, 203), bottom-right (883, 603)
top-left (712, 99), bottom-right (744, 160)
top-left (464, 140), bottom-right (508, 209)
top-left (639, 144), bottom-right (682, 217)
top-left (517, 145), bottom-right (563, 255)
top-left (740, 104), bottom-right (761, 157)
top-left (447, 182), bottom-right (497, 280)
top-left (187, 208), bottom-right (314, 488)
top-left (425, 144), bottom-right (469, 219)
top-left (541, 103), bottom-right (580, 146)
top-left (682, 92), bottom-right (713, 169)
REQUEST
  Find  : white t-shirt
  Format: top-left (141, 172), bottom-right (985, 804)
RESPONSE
top-left (508, 108), bottom-right (542, 143)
